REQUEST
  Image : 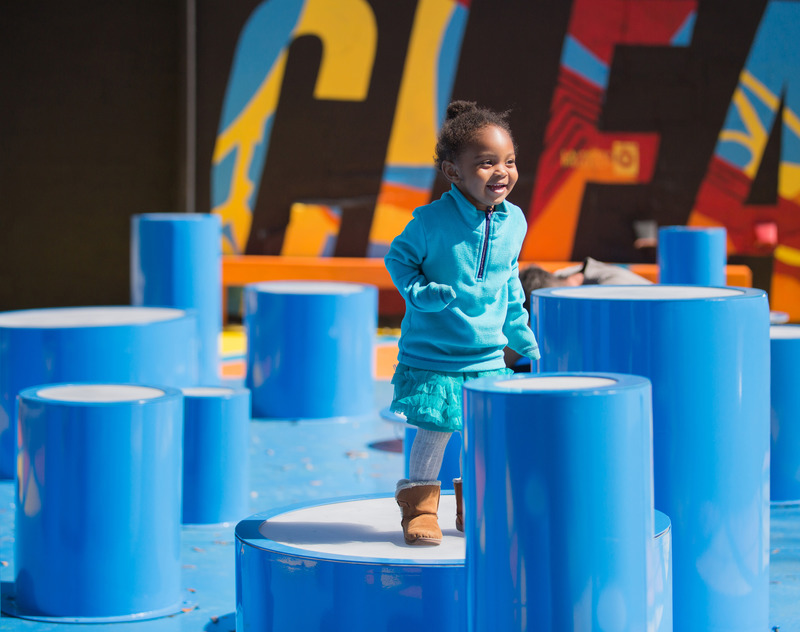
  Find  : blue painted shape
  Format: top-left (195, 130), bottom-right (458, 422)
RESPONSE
top-left (244, 281), bottom-right (377, 419)
top-left (182, 386), bottom-right (251, 525)
top-left (0, 307), bottom-right (198, 480)
top-left (463, 372), bottom-right (654, 631)
top-left (657, 226), bottom-right (727, 286)
top-left (670, 10), bottom-right (696, 46)
top-left (532, 285), bottom-right (770, 632)
top-left (770, 325), bottom-right (800, 503)
top-left (13, 384), bottom-right (184, 620)
top-left (561, 35), bottom-right (609, 89)
top-left (131, 213), bottom-right (222, 384)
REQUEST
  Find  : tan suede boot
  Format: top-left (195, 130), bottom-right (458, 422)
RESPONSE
top-left (395, 479), bottom-right (442, 545)
top-left (453, 478), bottom-right (464, 532)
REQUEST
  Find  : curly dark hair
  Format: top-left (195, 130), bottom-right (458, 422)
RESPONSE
top-left (434, 100), bottom-right (515, 168)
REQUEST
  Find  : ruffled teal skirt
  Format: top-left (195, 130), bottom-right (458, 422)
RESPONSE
top-left (390, 363), bottom-right (512, 433)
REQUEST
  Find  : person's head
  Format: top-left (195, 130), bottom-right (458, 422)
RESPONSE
top-left (436, 101), bottom-right (518, 210)
top-left (518, 264), bottom-right (584, 310)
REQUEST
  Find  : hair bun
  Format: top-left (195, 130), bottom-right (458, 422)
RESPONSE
top-left (445, 100), bottom-right (478, 120)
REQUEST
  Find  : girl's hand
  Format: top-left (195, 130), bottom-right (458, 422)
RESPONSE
top-left (413, 282), bottom-right (456, 312)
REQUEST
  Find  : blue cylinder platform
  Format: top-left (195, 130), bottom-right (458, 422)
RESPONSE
top-left (131, 213), bottom-right (222, 385)
top-left (235, 494), bottom-right (465, 631)
top-left (657, 226), bottom-right (727, 286)
top-left (462, 373), bottom-right (654, 632)
top-left (9, 383), bottom-right (185, 622)
top-left (182, 385), bottom-right (251, 525)
top-left (0, 306), bottom-right (198, 480)
top-left (244, 281), bottom-right (377, 419)
top-left (770, 324), bottom-right (800, 503)
top-left (532, 285), bottom-right (770, 632)
top-left (651, 510), bottom-right (673, 632)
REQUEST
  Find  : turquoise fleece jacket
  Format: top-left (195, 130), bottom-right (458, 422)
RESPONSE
top-left (385, 184), bottom-right (540, 372)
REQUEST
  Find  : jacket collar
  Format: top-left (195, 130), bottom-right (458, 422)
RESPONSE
top-left (448, 183), bottom-right (508, 215)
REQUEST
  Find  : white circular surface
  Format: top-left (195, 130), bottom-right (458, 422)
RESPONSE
top-left (0, 306), bottom-right (186, 328)
top-left (252, 281), bottom-right (364, 295)
top-left (771, 325), bottom-right (800, 339)
top-left (36, 385), bottom-right (166, 402)
top-left (493, 376), bottom-right (618, 391)
top-left (182, 386), bottom-right (235, 397)
top-left (258, 496), bottom-right (464, 560)
top-left (549, 286), bottom-right (742, 299)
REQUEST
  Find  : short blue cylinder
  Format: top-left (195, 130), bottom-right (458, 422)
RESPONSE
top-left (770, 325), bottom-right (800, 502)
top-left (0, 306), bottom-right (198, 480)
top-left (533, 285), bottom-right (770, 632)
top-left (462, 373), bottom-right (654, 632)
top-left (131, 213), bottom-right (222, 385)
top-left (13, 384), bottom-right (184, 621)
top-left (244, 281), bottom-right (377, 419)
top-left (236, 495), bottom-right (465, 631)
top-left (657, 226), bottom-right (727, 286)
top-left (182, 386), bottom-right (251, 525)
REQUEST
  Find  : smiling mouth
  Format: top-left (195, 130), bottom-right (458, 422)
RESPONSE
top-left (488, 183), bottom-right (507, 193)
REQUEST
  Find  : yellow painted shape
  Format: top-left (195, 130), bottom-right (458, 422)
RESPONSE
top-left (779, 162), bottom-right (800, 201)
top-left (774, 244), bottom-right (800, 267)
top-left (212, 0), bottom-right (377, 254)
top-left (720, 86), bottom-right (768, 178)
top-left (296, 0), bottom-right (376, 101)
top-left (370, 202), bottom-right (415, 246)
top-left (282, 203), bottom-right (341, 256)
top-left (385, 0), bottom-right (456, 165)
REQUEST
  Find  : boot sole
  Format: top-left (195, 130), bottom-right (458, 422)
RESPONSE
top-left (405, 536), bottom-right (442, 546)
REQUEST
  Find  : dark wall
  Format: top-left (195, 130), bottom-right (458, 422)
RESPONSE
top-left (0, 2), bottom-right (183, 311)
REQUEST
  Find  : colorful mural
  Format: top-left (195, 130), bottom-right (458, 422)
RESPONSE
top-left (211, 0), bottom-right (800, 317)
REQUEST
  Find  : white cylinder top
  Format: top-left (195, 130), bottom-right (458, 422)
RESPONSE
top-left (182, 386), bottom-right (235, 397)
top-left (251, 281), bottom-right (363, 295)
top-left (770, 325), bottom-right (800, 339)
top-left (493, 376), bottom-right (618, 391)
top-left (36, 385), bottom-right (166, 402)
top-left (0, 306), bottom-right (186, 328)
top-left (258, 496), bottom-right (464, 561)
top-left (549, 286), bottom-right (742, 300)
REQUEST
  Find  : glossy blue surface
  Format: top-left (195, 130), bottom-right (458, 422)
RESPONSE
top-left (244, 282), bottom-right (377, 419)
top-left (652, 510), bottom-right (673, 632)
top-left (11, 385), bottom-right (184, 620)
top-left (0, 307), bottom-right (198, 480)
top-left (131, 214), bottom-right (222, 385)
top-left (770, 325), bottom-right (800, 503)
top-left (657, 226), bottom-right (727, 286)
top-left (533, 286), bottom-right (771, 632)
top-left (463, 373), bottom-right (654, 632)
top-left (182, 387), bottom-right (251, 525)
top-left (235, 495), bottom-right (465, 632)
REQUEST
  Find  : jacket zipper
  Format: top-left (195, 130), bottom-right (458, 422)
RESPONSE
top-left (477, 206), bottom-right (494, 280)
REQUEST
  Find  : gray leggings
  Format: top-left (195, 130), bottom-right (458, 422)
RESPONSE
top-left (408, 427), bottom-right (458, 482)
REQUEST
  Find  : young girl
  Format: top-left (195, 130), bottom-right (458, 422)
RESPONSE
top-left (385, 100), bottom-right (540, 545)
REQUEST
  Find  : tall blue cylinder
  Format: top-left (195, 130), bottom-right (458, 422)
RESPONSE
top-left (12, 384), bottom-right (184, 621)
top-left (462, 373), bottom-right (654, 632)
top-left (182, 386), bottom-right (251, 525)
top-left (770, 325), bottom-right (800, 502)
top-left (651, 510), bottom-right (673, 632)
top-left (0, 306), bottom-right (198, 479)
top-left (532, 285), bottom-right (770, 632)
top-left (244, 281), bottom-right (377, 419)
top-left (657, 226), bottom-right (727, 286)
top-left (131, 213), bottom-right (222, 384)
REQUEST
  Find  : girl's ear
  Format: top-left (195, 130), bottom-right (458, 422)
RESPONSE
top-left (441, 161), bottom-right (460, 183)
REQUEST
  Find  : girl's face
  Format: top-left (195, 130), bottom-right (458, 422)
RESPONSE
top-left (441, 125), bottom-right (518, 211)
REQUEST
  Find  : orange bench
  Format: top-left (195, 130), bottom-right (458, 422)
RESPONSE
top-left (222, 255), bottom-right (753, 321)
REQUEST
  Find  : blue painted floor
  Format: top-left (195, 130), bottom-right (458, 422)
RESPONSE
top-left (1, 377), bottom-right (799, 631)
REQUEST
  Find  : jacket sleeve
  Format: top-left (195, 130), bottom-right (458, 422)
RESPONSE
top-left (503, 259), bottom-right (541, 360)
top-left (384, 214), bottom-right (456, 313)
